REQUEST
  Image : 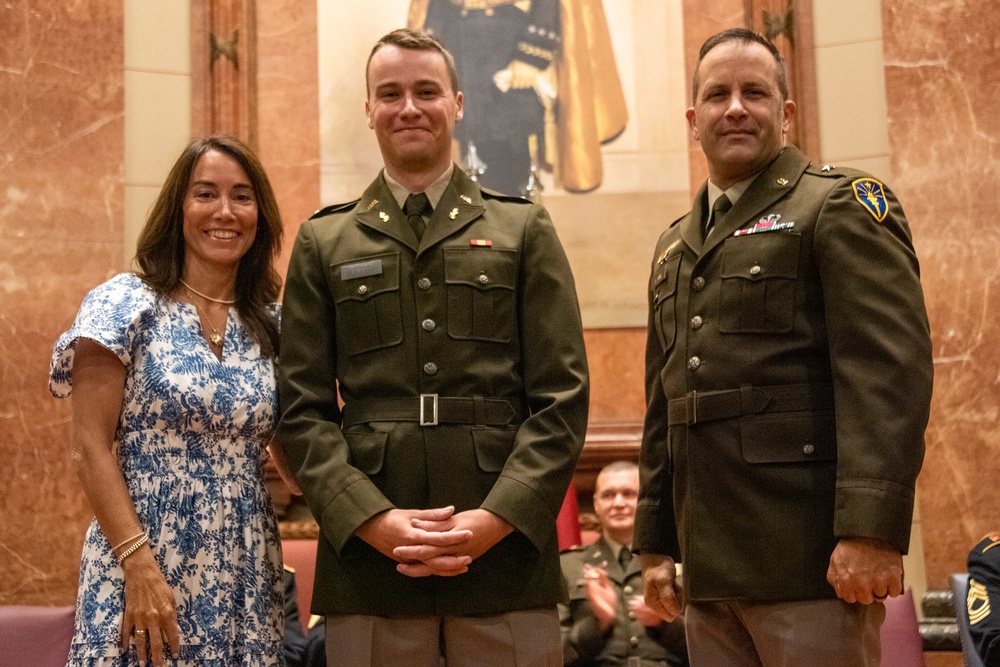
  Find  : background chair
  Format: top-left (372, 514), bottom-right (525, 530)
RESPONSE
top-left (952, 573), bottom-right (987, 667)
top-left (556, 480), bottom-right (583, 550)
top-left (880, 588), bottom-right (925, 667)
top-left (0, 605), bottom-right (75, 667)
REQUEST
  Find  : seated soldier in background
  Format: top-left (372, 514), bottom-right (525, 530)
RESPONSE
top-left (560, 461), bottom-right (688, 666)
top-left (968, 532), bottom-right (1000, 667)
top-left (284, 566), bottom-right (326, 667)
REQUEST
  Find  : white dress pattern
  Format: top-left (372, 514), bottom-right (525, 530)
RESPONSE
top-left (50, 273), bottom-right (284, 666)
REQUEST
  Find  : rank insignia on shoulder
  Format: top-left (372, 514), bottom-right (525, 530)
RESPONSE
top-left (460, 194), bottom-right (473, 204)
top-left (366, 199), bottom-right (378, 211)
top-left (470, 239), bottom-right (492, 247)
top-left (968, 578), bottom-right (991, 625)
top-left (982, 532), bottom-right (1000, 552)
top-left (852, 178), bottom-right (889, 222)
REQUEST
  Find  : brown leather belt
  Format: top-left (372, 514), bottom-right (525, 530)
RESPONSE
top-left (342, 395), bottom-right (521, 428)
top-left (666, 383), bottom-right (834, 426)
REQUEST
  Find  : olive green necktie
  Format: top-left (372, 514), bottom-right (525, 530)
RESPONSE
top-left (705, 193), bottom-right (732, 240)
top-left (404, 192), bottom-right (432, 241)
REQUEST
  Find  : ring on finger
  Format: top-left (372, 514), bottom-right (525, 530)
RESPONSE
top-left (135, 629), bottom-right (147, 635)
top-left (873, 593), bottom-right (888, 601)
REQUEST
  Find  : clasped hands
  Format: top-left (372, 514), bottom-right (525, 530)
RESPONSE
top-left (356, 506), bottom-right (513, 578)
top-left (581, 563), bottom-right (661, 631)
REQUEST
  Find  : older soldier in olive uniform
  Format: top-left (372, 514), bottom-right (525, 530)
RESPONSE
top-left (560, 462), bottom-right (688, 667)
top-left (636, 28), bottom-right (933, 666)
top-left (968, 533), bottom-right (1000, 666)
top-left (278, 29), bottom-right (589, 667)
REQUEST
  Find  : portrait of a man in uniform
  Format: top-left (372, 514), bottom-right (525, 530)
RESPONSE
top-left (408, 0), bottom-right (628, 196)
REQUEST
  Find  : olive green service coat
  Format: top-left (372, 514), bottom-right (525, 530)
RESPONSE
top-left (635, 147), bottom-right (933, 602)
top-left (278, 167), bottom-right (589, 616)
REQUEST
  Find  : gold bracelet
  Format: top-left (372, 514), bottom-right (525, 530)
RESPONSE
top-left (110, 529), bottom-right (146, 553)
top-left (117, 532), bottom-right (149, 565)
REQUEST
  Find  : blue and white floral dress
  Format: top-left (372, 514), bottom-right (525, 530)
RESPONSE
top-left (50, 273), bottom-right (284, 666)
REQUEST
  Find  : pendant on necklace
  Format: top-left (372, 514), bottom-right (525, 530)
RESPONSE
top-left (210, 330), bottom-right (223, 346)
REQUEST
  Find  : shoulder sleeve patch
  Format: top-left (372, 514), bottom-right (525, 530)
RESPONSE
top-left (851, 178), bottom-right (889, 223)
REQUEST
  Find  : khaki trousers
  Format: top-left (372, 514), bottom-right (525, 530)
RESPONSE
top-left (324, 608), bottom-right (560, 667)
top-left (684, 598), bottom-right (885, 667)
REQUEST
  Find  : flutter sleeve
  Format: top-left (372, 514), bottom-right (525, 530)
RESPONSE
top-left (49, 273), bottom-right (156, 398)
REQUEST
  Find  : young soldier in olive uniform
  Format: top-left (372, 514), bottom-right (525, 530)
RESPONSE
top-left (968, 533), bottom-right (1000, 666)
top-left (278, 29), bottom-right (589, 667)
top-left (637, 29), bottom-right (933, 666)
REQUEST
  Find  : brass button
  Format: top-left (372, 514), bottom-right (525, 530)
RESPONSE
top-left (623, 585), bottom-right (634, 595)
top-left (478, 274), bottom-right (490, 285)
top-left (417, 278), bottom-right (432, 290)
top-left (358, 285), bottom-right (368, 295)
top-left (803, 443), bottom-right (815, 455)
top-left (750, 264), bottom-right (762, 276)
top-left (423, 362), bottom-right (438, 376)
top-left (630, 636), bottom-right (639, 647)
top-left (687, 356), bottom-right (701, 370)
top-left (421, 319), bottom-right (436, 332)
top-left (691, 316), bottom-right (703, 330)
top-left (692, 276), bottom-right (706, 290)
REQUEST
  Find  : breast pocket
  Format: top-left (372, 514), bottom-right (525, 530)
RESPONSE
top-left (651, 254), bottom-right (682, 352)
top-left (444, 247), bottom-right (518, 343)
top-left (331, 253), bottom-right (403, 356)
top-left (719, 233), bottom-right (801, 334)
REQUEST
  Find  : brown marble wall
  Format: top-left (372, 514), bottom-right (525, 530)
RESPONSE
top-left (0, 1), bottom-right (125, 604)
top-left (882, 0), bottom-right (1000, 589)
top-left (254, 0), bottom-right (321, 277)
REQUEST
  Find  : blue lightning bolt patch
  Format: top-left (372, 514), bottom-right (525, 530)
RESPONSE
top-left (851, 178), bottom-right (889, 222)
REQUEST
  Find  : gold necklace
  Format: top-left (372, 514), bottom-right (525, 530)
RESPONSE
top-left (186, 289), bottom-right (227, 346)
top-left (179, 279), bottom-right (236, 304)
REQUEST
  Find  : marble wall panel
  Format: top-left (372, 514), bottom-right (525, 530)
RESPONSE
top-left (255, 0), bottom-right (321, 279)
top-left (584, 328), bottom-right (647, 424)
top-left (0, 1), bottom-right (125, 605)
top-left (882, 0), bottom-right (1000, 588)
top-left (681, 0), bottom-right (745, 192)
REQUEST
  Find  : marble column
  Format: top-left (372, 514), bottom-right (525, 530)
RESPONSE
top-left (0, 0), bottom-right (125, 605)
top-left (882, 0), bottom-right (1000, 588)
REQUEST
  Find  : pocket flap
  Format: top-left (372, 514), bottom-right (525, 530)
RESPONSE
top-left (332, 253), bottom-right (399, 303)
top-left (345, 429), bottom-right (389, 475)
top-left (721, 233), bottom-right (801, 281)
top-left (740, 411), bottom-right (836, 464)
top-left (472, 427), bottom-right (517, 472)
top-left (444, 247), bottom-right (517, 291)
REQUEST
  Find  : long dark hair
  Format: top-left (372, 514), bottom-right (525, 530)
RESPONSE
top-left (134, 135), bottom-right (283, 358)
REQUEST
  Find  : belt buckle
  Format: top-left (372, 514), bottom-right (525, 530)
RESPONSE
top-left (687, 390), bottom-right (698, 425)
top-left (419, 394), bottom-right (439, 426)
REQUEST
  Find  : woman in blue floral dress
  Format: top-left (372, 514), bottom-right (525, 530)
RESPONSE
top-left (50, 136), bottom-right (294, 667)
